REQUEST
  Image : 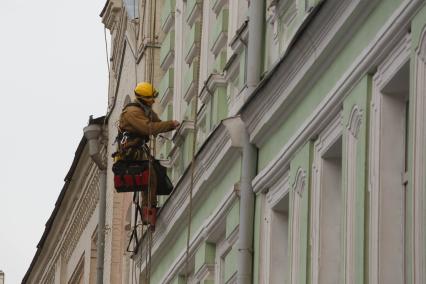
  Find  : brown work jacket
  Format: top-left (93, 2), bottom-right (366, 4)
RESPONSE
top-left (119, 100), bottom-right (175, 139)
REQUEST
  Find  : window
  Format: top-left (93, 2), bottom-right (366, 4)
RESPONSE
top-left (311, 114), bottom-right (343, 284)
top-left (268, 194), bottom-right (290, 284)
top-left (318, 137), bottom-right (342, 284)
top-left (123, 0), bottom-right (139, 20)
top-left (376, 61), bottom-right (409, 284)
top-left (370, 35), bottom-right (411, 284)
top-left (68, 255), bottom-right (84, 284)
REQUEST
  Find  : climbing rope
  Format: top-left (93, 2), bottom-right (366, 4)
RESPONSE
top-left (184, 4), bottom-right (204, 281)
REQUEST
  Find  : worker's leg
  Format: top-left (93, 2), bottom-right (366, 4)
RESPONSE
top-left (142, 163), bottom-right (158, 226)
top-left (148, 167), bottom-right (157, 208)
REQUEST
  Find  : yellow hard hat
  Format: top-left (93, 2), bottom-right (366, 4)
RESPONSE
top-left (134, 82), bottom-right (158, 98)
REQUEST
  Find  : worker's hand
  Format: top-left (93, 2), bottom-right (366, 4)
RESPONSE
top-left (172, 120), bottom-right (180, 129)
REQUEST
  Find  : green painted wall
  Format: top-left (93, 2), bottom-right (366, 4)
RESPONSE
top-left (259, 0), bottom-right (403, 170)
top-left (341, 75), bottom-right (371, 284)
top-left (150, 157), bottom-right (241, 283)
top-left (226, 199), bottom-right (240, 239)
top-left (224, 246), bottom-right (237, 282)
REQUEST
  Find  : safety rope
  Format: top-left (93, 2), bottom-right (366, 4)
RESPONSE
top-left (184, 4), bottom-right (204, 281)
top-left (145, 0), bottom-right (157, 283)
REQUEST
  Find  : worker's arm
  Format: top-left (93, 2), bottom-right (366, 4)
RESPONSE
top-left (125, 108), bottom-right (176, 136)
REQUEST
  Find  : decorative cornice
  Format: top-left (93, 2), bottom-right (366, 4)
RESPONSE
top-left (266, 172), bottom-right (290, 207)
top-left (373, 33), bottom-right (411, 90)
top-left (63, 169), bottom-right (100, 261)
top-left (101, 0), bottom-right (122, 30)
top-left (252, 0), bottom-right (422, 193)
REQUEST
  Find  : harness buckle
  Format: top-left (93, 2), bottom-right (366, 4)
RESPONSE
top-left (121, 132), bottom-right (128, 145)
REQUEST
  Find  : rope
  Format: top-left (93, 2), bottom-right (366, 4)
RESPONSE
top-left (184, 6), bottom-right (204, 281)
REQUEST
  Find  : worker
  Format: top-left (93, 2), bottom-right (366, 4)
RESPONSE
top-left (117, 82), bottom-right (179, 224)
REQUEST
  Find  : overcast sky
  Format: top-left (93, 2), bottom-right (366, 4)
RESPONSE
top-left (0, 0), bottom-right (109, 282)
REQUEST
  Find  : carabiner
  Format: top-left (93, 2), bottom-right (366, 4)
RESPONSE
top-left (121, 132), bottom-right (128, 145)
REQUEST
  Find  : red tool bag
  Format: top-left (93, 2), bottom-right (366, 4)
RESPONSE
top-left (112, 160), bottom-right (150, 192)
top-left (112, 160), bottom-right (174, 194)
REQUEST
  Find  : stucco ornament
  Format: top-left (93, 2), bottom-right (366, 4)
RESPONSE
top-left (346, 105), bottom-right (363, 138)
top-left (267, 0), bottom-right (279, 41)
top-left (292, 167), bottom-right (307, 196)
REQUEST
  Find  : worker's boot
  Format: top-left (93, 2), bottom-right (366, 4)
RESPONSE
top-left (142, 206), bottom-right (157, 228)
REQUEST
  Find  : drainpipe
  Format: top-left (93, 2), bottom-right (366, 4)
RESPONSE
top-left (223, 116), bottom-right (257, 284)
top-left (83, 123), bottom-right (107, 284)
top-left (246, 0), bottom-right (265, 95)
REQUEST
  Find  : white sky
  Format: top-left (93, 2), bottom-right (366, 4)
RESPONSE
top-left (0, 0), bottom-right (109, 283)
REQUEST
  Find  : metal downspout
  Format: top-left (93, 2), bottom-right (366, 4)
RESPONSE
top-left (246, 0), bottom-right (265, 95)
top-left (83, 124), bottom-right (107, 284)
top-left (223, 117), bottom-right (257, 284)
top-left (225, 1), bottom-right (264, 283)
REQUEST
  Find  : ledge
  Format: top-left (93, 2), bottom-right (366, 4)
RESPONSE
top-left (186, 0), bottom-right (203, 26)
top-left (210, 9), bottom-right (229, 56)
top-left (183, 61), bottom-right (200, 103)
top-left (185, 22), bottom-right (202, 64)
top-left (229, 20), bottom-right (248, 54)
top-left (160, 31), bottom-right (175, 70)
top-left (199, 73), bottom-right (227, 104)
top-left (211, 0), bottom-right (227, 15)
top-left (172, 120), bottom-right (195, 146)
top-left (101, 0), bottom-right (122, 30)
top-left (161, 0), bottom-right (176, 33)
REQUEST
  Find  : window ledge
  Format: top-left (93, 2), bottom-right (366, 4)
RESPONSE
top-left (172, 120), bottom-right (195, 146)
top-left (200, 73), bottom-right (227, 104)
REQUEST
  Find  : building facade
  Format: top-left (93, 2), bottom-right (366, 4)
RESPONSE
top-left (25, 0), bottom-right (426, 283)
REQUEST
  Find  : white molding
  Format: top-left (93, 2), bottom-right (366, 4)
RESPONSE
top-left (369, 33), bottom-right (411, 284)
top-left (344, 104), bottom-right (362, 284)
top-left (412, 26), bottom-right (426, 284)
top-left (266, 172), bottom-right (290, 208)
top-left (186, 1), bottom-right (202, 27)
top-left (373, 34), bottom-right (411, 91)
top-left (310, 112), bottom-right (343, 284)
top-left (290, 187), bottom-right (301, 284)
top-left (194, 263), bottom-right (215, 282)
top-left (159, 87), bottom-right (174, 109)
top-left (229, 22), bottom-right (248, 55)
top-left (185, 41), bottom-right (200, 65)
top-left (161, 11), bottom-right (175, 34)
top-left (211, 33), bottom-right (228, 57)
top-left (173, 120), bottom-right (195, 146)
top-left (200, 73), bottom-right (227, 104)
top-left (101, 0), bottom-right (122, 30)
top-left (261, 172), bottom-right (290, 283)
top-left (212, 0), bottom-right (227, 15)
top-left (160, 50), bottom-right (175, 71)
